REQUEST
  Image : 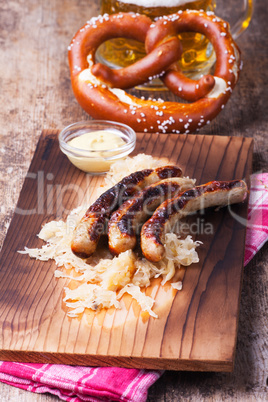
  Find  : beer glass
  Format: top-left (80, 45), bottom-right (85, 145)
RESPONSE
top-left (97, 0), bottom-right (254, 88)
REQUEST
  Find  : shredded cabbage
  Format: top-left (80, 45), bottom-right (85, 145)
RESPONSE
top-left (19, 155), bottom-right (201, 318)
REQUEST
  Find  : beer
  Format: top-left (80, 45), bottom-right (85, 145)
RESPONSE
top-left (97, 0), bottom-right (216, 83)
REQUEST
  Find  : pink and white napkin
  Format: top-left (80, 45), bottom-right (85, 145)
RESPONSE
top-left (244, 173), bottom-right (268, 265)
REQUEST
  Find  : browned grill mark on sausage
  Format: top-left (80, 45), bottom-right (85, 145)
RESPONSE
top-left (141, 180), bottom-right (248, 262)
top-left (116, 181), bottom-right (183, 236)
top-left (71, 165), bottom-right (182, 258)
top-left (108, 177), bottom-right (195, 255)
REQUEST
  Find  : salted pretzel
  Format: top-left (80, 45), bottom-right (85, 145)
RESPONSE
top-left (68, 11), bottom-right (241, 134)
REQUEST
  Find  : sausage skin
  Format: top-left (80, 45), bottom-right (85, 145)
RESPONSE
top-left (140, 180), bottom-right (248, 262)
top-left (71, 165), bottom-right (182, 258)
top-left (108, 177), bottom-right (195, 255)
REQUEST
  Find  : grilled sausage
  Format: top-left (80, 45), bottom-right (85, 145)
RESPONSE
top-left (71, 165), bottom-right (182, 258)
top-left (140, 180), bottom-right (248, 262)
top-left (108, 177), bottom-right (195, 255)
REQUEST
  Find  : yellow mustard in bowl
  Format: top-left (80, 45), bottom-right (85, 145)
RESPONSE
top-left (59, 121), bottom-right (136, 174)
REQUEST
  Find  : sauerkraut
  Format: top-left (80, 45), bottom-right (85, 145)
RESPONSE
top-left (19, 154), bottom-right (201, 318)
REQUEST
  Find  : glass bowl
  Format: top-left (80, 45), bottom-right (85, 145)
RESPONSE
top-left (58, 120), bottom-right (136, 174)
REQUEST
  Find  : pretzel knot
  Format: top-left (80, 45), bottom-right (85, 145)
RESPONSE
top-left (68, 11), bottom-right (241, 134)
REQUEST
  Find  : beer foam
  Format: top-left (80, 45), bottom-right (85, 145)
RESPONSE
top-left (118, 0), bottom-right (197, 7)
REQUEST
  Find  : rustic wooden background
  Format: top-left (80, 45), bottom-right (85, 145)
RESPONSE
top-left (0, 0), bottom-right (267, 401)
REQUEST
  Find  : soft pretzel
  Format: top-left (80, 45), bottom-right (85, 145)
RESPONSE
top-left (68, 11), bottom-right (241, 134)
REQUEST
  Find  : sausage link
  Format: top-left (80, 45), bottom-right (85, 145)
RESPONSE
top-left (108, 177), bottom-right (195, 255)
top-left (71, 165), bottom-right (182, 258)
top-left (140, 180), bottom-right (248, 262)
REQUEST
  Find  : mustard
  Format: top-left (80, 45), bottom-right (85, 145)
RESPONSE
top-left (67, 130), bottom-right (126, 173)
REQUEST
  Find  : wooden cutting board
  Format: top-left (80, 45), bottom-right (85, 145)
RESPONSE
top-left (0, 130), bottom-right (253, 372)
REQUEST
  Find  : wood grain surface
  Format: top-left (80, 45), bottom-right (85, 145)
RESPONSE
top-left (0, 131), bottom-right (252, 372)
top-left (0, 0), bottom-right (267, 400)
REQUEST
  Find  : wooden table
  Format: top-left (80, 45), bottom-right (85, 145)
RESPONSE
top-left (0, 0), bottom-right (267, 400)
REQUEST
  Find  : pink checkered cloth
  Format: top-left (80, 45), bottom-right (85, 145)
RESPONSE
top-left (244, 173), bottom-right (268, 265)
top-left (0, 173), bottom-right (267, 402)
top-left (0, 363), bottom-right (161, 401)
